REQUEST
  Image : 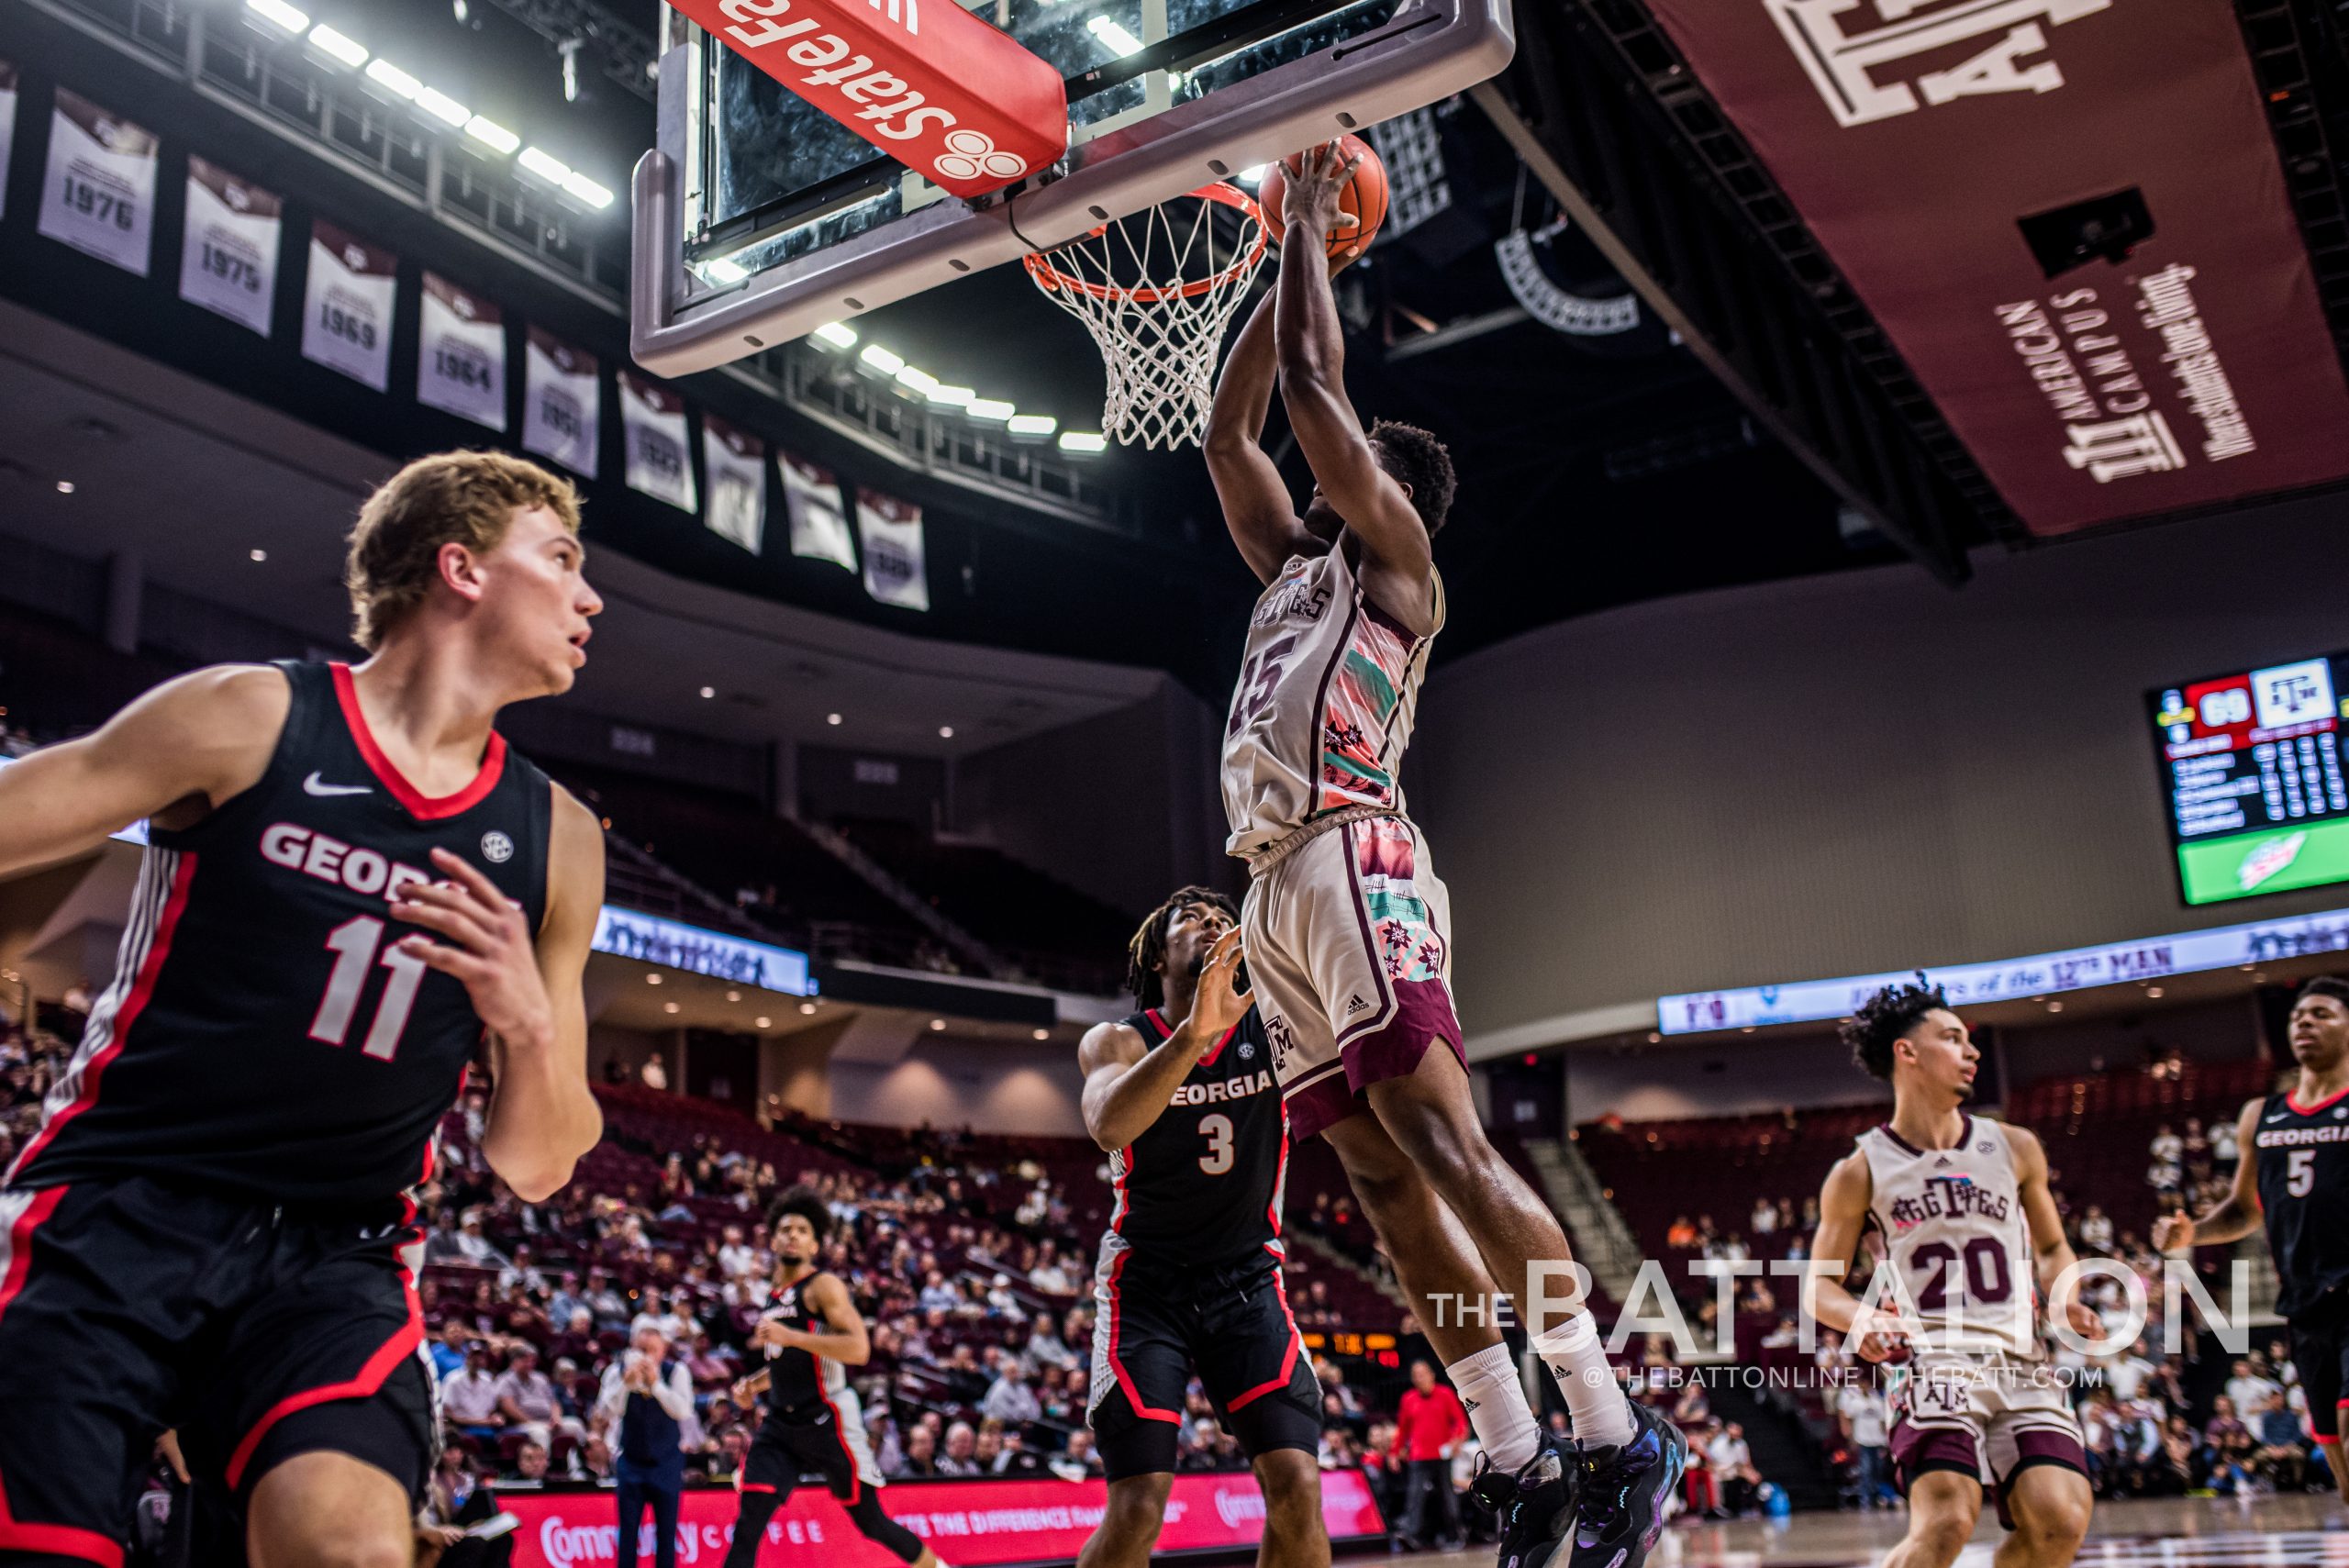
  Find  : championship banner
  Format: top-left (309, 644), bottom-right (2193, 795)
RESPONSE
top-left (39, 88), bottom-right (158, 275)
top-left (618, 370), bottom-right (697, 512)
top-left (179, 156), bottom-right (280, 336)
top-left (523, 327), bottom-right (600, 478)
top-left (0, 63), bottom-right (19, 221)
top-left (1640, 0), bottom-right (2349, 536)
top-left (417, 272), bottom-right (507, 430)
top-left (301, 219), bottom-right (396, 391)
top-left (779, 450), bottom-right (856, 571)
top-left (662, 0), bottom-right (1065, 200)
top-left (702, 412), bottom-right (766, 553)
top-left (495, 1470), bottom-right (1385, 1568)
top-left (854, 488), bottom-right (928, 611)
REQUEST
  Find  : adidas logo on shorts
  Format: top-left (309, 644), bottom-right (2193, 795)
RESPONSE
top-left (1347, 994), bottom-right (1372, 1015)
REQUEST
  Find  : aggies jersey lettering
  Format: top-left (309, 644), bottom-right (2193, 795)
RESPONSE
top-left (6, 662), bottom-right (551, 1212)
top-left (1858, 1115), bottom-right (2039, 1358)
top-left (1098, 1007), bottom-right (1287, 1271)
top-left (2253, 1084), bottom-right (2349, 1319)
top-left (758, 1273), bottom-right (848, 1414)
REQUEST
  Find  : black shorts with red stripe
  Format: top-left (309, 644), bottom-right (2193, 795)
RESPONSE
top-left (0, 1175), bottom-right (429, 1567)
top-left (1086, 1251), bottom-right (1321, 1481)
top-left (2288, 1288), bottom-right (2349, 1443)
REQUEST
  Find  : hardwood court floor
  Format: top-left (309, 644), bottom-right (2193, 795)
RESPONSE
top-left (1384, 1494), bottom-right (2349, 1568)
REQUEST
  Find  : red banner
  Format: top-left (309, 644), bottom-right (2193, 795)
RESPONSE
top-left (1639, 0), bottom-right (2349, 536)
top-left (497, 1470), bottom-right (1386, 1568)
top-left (670, 0), bottom-right (1065, 199)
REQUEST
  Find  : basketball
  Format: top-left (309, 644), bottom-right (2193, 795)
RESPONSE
top-left (1257, 135), bottom-right (1389, 260)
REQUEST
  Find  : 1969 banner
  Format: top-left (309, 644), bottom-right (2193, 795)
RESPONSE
top-left (496, 1471), bottom-right (1386, 1568)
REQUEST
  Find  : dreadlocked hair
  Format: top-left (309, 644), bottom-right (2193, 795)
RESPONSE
top-left (766, 1184), bottom-right (833, 1245)
top-left (1124, 884), bottom-right (1240, 1009)
top-left (1841, 977), bottom-right (1950, 1081)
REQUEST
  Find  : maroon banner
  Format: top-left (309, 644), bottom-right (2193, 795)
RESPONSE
top-left (1640, 0), bottom-right (2349, 536)
top-left (497, 1470), bottom-right (1386, 1568)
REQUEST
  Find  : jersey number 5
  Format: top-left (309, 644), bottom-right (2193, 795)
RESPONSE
top-left (2288, 1149), bottom-right (2316, 1196)
top-left (310, 915), bottom-right (428, 1060)
top-left (1198, 1113), bottom-right (1235, 1175)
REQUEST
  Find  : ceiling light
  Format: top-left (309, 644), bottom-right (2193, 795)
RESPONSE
top-left (662, 1001), bottom-right (680, 1014)
top-left (1006, 414), bottom-right (1057, 437)
top-left (2147, 986), bottom-right (2165, 998)
top-left (726, 990), bottom-right (740, 1002)
top-left (415, 87), bottom-right (470, 128)
top-left (1086, 16), bottom-right (1143, 55)
top-left (938, 726), bottom-right (954, 739)
top-left (364, 58), bottom-right (422, 98)
top-left (2047, 1001), bottom-right (2064, 1013)
top-left (812, 321), bottom-right (858, 350)
top-left (249, 549), bottom-right (268, 562)
top-left (859, 344), bottom-right (906, 375)
top-left (463, 116), bottom-right (520, 155)
top-left (244, 0), bottom-right (309, 36)
top-left (966, 398), bottom-right (1015, 421)
top-left (55, 480), bottom-right (75, 495)
top-left (799, 1002), bottom-right (818, 1015)
top-left (826, 713), bottom-right (842, 726)
top-left (306, 23), bottom-right (367, 67)
top-left (930, 1018), bottom-right (947, 1031)
top-left (518, 146), bottom-right (571, 183)
top-left (645, 973), bottom-right (662, 985)
top-left (755, 1016), bottom-right (773, 1029)
top-left (562, 172), bottom-right (614, 208)
top-left (896, 366), bottom-right (941, 396)
top-left (1032, 1029), bottom-right (1050, 1040)
top-left (928, 384), bottom-right (975, 406)
top-left (1237, 164), bottom-right (1266, 183)
top-left (698, 685), bottom-right (716, 698)
top-left (703, 258), bottom-right (748, 285)
top-left (1058, 431), bottom-right (1108, 453)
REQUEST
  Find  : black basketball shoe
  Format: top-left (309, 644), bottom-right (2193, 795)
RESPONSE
top-left (1568, 1399), bottom-right (1686, 1568)
top-left (1467, 1434), bottom-right (1578, 1568)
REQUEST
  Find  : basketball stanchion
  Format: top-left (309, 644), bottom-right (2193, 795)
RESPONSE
top-left (1022, 183), bottom-right (1269, 451)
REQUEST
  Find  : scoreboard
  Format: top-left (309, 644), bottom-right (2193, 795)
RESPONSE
top-left (2152, 652), bottom-right (2349, 905)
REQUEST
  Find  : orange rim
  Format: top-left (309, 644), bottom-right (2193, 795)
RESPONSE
top-left (1023, 183), bottom-right (1267, 304)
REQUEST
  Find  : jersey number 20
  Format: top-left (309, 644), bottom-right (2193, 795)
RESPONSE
top-left (310, 916), bottom-right (429, 1060)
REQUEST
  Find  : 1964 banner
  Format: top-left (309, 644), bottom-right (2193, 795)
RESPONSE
top-left (1640, 0), bottom-right (2349, 536)
top-left (497, 1472), bottom-right (1385, 1568)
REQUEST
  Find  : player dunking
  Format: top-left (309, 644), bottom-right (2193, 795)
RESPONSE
top-left (0, 450), bottom-right (607, 1567)
top-left (2155, 975), bottom-right (2349, 1501)
top-left (1074, 887), bottom-right (1325, 1568)
top-left (725, 1189), bottom-right (943, 1568)
top-left (1203, 143), bottom-right (1680, 1568)
top-left (1805, 983), bottom-right (2094, 1568)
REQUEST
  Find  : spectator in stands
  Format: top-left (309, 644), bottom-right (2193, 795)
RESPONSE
top-left (980, 1360), bottom-right (1041, 1426)
top-left (939, 1422), bottom-right (982, 1477)
top-left (2253, 1391), bottom-right (2310, 1491)
top-left (2210, 1111), bottom-right (2240, 1173)
top-left (1704, 1422), bottom-right (1761, 1518)
top-left (1665, 1216), bottom-right (1698, 1249)
top-left (1053, 1429), bottom-right (1104, 1481)
top-left (897, 1426), bottom-right (941, 1478)
top-left (2076, 1204), bottom-right (2114, 1254)
top-left (1392, 1360), bottom-right (1467, 1552)
top-left (454, 1209), bottom-right (507, 1267)
top-left (918, 1270), bottom-right (961, 1314)
top-left (2226, 1357), bottom-right (2282, 1417)
top-left (1836, 1381), bottom-right (1892, 1510)
top-left (718, 1225), bottom-right (758, 1282)
top-left (1749, 1197), bottom-right (1776, 1238)
top-left (444, 1346), bottom-right (506, 1442)
top-left (2148, 1122), bottom-right (2183, 1176)
top-left (431, 1319), bottom-right (474, 1382)
top-left (494, 1347), bottom-right (564, 1449)
top-left (641, 1051), bottom-right (670, 1091)
top-left (504, 1440), bottom-right (551, 1484)
top-left (500, 1245), bottom-right (548, 1296)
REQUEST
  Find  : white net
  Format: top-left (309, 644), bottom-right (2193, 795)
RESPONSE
top-left (1023, 185), bottom-right (1268, 451)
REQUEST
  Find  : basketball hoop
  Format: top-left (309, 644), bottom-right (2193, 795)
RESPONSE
top-left (1023, 183), bottom-right (1269, 451)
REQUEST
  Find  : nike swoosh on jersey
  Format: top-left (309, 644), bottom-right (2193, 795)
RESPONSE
top-left (303, 772), bottom-right (373, 796)
top-left (2267, 1113), bottom-right (2292, 1123)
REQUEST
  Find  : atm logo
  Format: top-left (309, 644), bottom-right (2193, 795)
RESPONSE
top-left (1764, 0), bottom-right (2115, 128)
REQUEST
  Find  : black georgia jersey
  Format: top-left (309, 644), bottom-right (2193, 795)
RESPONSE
top-left (6, 662), bottom-right (552, 1212)
top-left (759, 1271), bottom-right (848, 1414)
top-left (1100, 1006), bottom-right (1287, 1270)
top-left (2254, 1083), bottom-right (2349, 1319)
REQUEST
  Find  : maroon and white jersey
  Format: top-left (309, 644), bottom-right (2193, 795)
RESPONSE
top-left (1859, 1114), bottom-right (2039, 1358)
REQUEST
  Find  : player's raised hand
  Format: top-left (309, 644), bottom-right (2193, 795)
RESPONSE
top-left (2061, 1298), bottom-right (2105, 1340)
top-left (2152, 1212), bottom-right (2195, 1253)
top-left (1193, 928), bottom-right (1254, 1038)
top-left (394, 847), bottom-right (555, 1051)
top-left (1280, 142), bottom-right (1364, 259)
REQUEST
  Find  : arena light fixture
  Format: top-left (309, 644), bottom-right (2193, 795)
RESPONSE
top-left (562, 172), bottom-right (614, 209)
top-left (858, 344), bottom-right (907, 375)
top-left (1237, 165), bottom-right (1266, 183)
top-left (55, 480), bottom-right (74, 495)
top-left (929, 1018), bottom-right (947, 1030)
top-left (825, 712), bottom-right (842, 726)
top-left (1006, 414), bottom-right (1057, 437)
top-left (1032, 1029), bottom-right (1050, 1040)
top-left (1086, 16), bottom-right (1143, 55)
top-left (811, 321), bottom-right (858, 350)
top-left (662, 1001), bottom-right (680, 1014)
top-left (364, 58), bottom-right (422, 99)
top-left (1058, 431), bottom-right (1108, 453)
top-left (756, 1016), bottom-right (773, 1028)
top-left (698, 684), bottom-right (716, 698)
top-left (645, 973), bottom-right (662, 985)
top-left (249, 548), bottom-right (268, 562)
top-left (927, 384), bottom-right (975, 406)
top-left (702, 258), bottom-right (748, 284)
top-left (939, 726), bottom-right (954, 739)
top-left (306, 24), bottom-right (367, 68)
top-left (965, 398), bottom-right (1015, 421)
top-left (518, 146), bottom-right (571, 184)
top-left (799, 1003), bottom-right (817, 1015)
top-left (896, 365), bottom-right (941, 396)
top-left (415, 87), bottom-right (471, 128)
top-left (244, 0), bottom-right (310, 38)
top-left (463, 116), bottom-right (521, 155)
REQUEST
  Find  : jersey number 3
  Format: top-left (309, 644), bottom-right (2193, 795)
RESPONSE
top-left (1198, 1113), bottom-right (1235, 1175)
top-left (310, 915), bottom-right (428, 1060)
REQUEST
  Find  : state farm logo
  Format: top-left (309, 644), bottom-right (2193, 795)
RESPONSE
top-left (1765, 0), bottom-right (2114, 128)
top-left (932, 128), bottom-right (1027, 184)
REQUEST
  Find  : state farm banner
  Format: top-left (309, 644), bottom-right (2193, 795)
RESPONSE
top-left (0, 63), bottom-right (18, 220)
top-left (523, 327), bottom-right (600, 478)
top-left (301, 219), bottom-right (396, 391)
top-left (618, 370), bottom-right (698, 512)
top-left (703, 412), bottom-right (766, 553)
top-left (1641, 0), bottom-right (2349, 536)
top-left (417, 272), bottom-right (507, 430)
top-left (854, 488), bottom-right (928, 611)
top-left (495, 1470), bottom-right (1384, 1568)
top-left (39, 89), bottom-right (158, 275)
top-left (179, 156), bottom-right (281, 336)
top-left (779, 450), bottom-right (856, 571)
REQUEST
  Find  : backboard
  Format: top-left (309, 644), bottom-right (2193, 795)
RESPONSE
top-left (629, 0), bottom-right (1513, 378)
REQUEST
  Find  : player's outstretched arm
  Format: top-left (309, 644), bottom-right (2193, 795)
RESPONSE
top-left (2153, 1098), bottom-right (2266, 1252)
top-left (1078, 928), bottom-right (1253, 1151)
top-left (1272, 145), bottom-right (1434, 637)
top-left (1205, 292), bottom-right (1317, 584)
top-left (771, 1273), bottom-right (874, 1366)
top-left (443, 786), bottom-right (605, 1201)
top-left (0, 665), bottom-right (286, 881)
top-left (2012, 1124), bottom-right (2099, 1340)
top-left (1805, 1151), bottom-right (1903, 1360)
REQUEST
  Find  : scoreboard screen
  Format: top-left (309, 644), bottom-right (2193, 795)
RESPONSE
top-left (2153, 652), bottom-right (2349, 905)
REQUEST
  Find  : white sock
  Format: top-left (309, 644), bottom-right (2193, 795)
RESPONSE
top-left (1446, 1341), bottom-right (1542, 1472)
top-left (1533, 1310), bottom-right (1633, 1448)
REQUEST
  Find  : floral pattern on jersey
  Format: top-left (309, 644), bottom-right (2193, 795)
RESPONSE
top-left (1355, 818), bottom-right (1445, 984)
top-left (1318, 611), bottom-right (1416, 813)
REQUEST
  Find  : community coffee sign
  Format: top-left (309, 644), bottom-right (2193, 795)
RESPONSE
top-left (1643, 0), bottom-right (2349, 535)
